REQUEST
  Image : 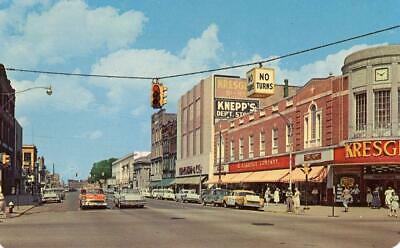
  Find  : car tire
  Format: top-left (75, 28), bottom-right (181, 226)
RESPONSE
top-left (203, 201), bottom-right (206, 206)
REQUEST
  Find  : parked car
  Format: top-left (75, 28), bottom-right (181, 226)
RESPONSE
top-left (151, 189), bottom-right (163, 199)
top-left (79, 187), bottom-right (107, 209)
top-left (141, 189), bottom-right (152, 198)
top-left (176, 189), bottom-right (201, 203)
top-left (54, 188), bottom-right (65, 200)
top-left (114, 188), bottom-right (146, 208)
top-left (203, 188), bottom-right (231, 207)
top-left (223, 190), bottom-right (264, 210)
top-left (161, 189), bottom-right (175, 201)
top-left (42, 188), bottom-right (62, 203)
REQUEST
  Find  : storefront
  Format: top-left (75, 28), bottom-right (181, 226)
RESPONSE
top-left (333, 139), bottom-right (400, 205)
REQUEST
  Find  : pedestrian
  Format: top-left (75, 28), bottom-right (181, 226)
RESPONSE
top-left (371, 187), bottom-right (381, 209)
top-left (389, 191), bottom-right (399, 218)
top-left (385, 186), bottom-right (395, 209)
top-left (285, 188), bottom-right (293, 213)
top-left (273, 188), bottom-right (280, 206)
top-left (293, 188), bottom-right (301, 214)
top-left (366, 187), bottom-right (373, 207)
top-left (0, 192), bottom-right (5, 220)
top-left (351, 184), bottom-right (361, 205)
top-left (341, 186), bottom-right (352, 212)
top-left (311, 187), bottom-right (319, 205)
top-left (264, 187), bottom-right (271, 207)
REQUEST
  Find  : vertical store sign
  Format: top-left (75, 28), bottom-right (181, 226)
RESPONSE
top-left (247, 67), bottom-right (275, 98)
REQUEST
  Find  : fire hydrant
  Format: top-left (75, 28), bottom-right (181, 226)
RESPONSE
top-left (8, 201), bottom-right (14, 213)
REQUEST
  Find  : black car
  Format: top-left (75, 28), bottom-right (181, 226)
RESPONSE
top-left (203, 189), bottom-right (231, 207)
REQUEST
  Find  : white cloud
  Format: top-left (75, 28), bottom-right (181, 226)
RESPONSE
top-left (90, 24), bottom-right (222, 112)
top-left (0, 0), bottom-right (147, 67)
top-left (82, 130), bottom-right (103, 140)
top-left (11, 72), bottom-right (95, 112)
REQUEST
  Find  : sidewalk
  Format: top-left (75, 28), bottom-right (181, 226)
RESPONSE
top-left (1, 194), bottom-right (39, 220)
top-left (263, 203), bottom-right (397, 220)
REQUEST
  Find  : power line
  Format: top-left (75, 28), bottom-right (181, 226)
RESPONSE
top-left (5, 24), bottom-right (400, 80)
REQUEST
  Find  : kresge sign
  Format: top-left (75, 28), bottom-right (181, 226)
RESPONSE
top-left (214, 98), bottom-right (259, 119)
top-left (247, 67), bottom-right (275, 98)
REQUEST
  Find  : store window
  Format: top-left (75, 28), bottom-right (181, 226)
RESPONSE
top-left (216, 134), bottom-right (224, 163)
top-left (239, 138), bottom-right (244, 160)
top-left (304, 103), bottom-right (322, 148)
top-left (248, 135), bottom-right (254, 159)
top-left (355, 92), bottom-right (367, 131)
top-left (374, 90), bottom-right (391, 136)
top-left (260, 132), bottom-right (265, 157)
top-left (272, 128), bottom-right (278, 154)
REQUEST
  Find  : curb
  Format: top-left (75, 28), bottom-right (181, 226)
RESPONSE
top-left (8, 204), bottom-right (37, 218)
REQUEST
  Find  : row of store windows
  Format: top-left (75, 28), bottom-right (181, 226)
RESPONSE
top-left (217, 104), bottom-right (323, 162)
top-left (355, 89), bottom-right (400, 135)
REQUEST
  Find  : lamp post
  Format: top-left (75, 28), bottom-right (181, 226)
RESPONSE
top-left (218, 122), bottom-right (222, 186)
top-left (0, 85), bottom-right (52, 202)
top-left (276, 112), bottom-right (293, 192)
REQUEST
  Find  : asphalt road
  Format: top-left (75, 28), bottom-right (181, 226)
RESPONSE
top-left (0, 191), bottom-right (399, 248)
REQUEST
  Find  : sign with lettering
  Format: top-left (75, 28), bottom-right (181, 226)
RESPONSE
top-left (215, 76), bottom-right (248, 99)
top-left (229, 155), bottom-right (291, 173)
top-left (214, 98), bottom-right (259, 119)
top-left (334, 140), bottom-right (400, 165)
top-left (304, 153), bottom-right (322, 161)
top-left (247, 67), bottom-right (275, 98)
top-left (179, 164), bottom-right (202, 176)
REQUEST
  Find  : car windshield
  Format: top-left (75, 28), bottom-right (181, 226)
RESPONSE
top-left (121, 188), bottom-right (139, 194)
top-left (237, 191), bottom-right (256, 196)
top-left (43, 189), bottom-right (57, 194)
top-left (85, 189), bottom-right (104, 194)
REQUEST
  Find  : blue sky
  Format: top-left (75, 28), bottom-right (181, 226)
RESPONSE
top-left (0, 0), bottom-right (399, 181)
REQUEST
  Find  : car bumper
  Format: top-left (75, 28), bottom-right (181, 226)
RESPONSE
top-left (120, 200), bottom-right (146, 206)
top-left (42, 198), bottom-right (60, 203)
top-left (82, 201), bottom-right (107, 207)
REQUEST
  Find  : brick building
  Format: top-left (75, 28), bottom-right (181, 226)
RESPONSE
top-left (211, 45), bottom-right (400, 206)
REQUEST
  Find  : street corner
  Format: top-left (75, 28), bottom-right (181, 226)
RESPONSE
top-left (7, 205), bottom-right (36, 218)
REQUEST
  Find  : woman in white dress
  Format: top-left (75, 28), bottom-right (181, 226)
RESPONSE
top-left (273, 188), bottom-right (280, 206)
top-left (293, 188), bottom-right (301, 214)
top-left (264, 187), bottom-right (271, 207)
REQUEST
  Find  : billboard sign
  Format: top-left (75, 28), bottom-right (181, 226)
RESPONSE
top-left (247, 67), bottom-right (275, 98)
top-left (214, 98), bottom-right (259, 119)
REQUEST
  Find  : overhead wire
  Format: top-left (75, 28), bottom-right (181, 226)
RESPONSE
top-left (5, 24), bottom-right (400, 80)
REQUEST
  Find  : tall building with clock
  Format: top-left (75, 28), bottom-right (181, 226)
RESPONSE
top-left (342, 45), bottom-right (400, 138)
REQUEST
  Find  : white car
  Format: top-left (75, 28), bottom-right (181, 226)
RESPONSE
top-left (114, 188), bottom-right (146, 208)
top-left (42, 188), bottom-right (61, 203)
top-left (141, 189), bottom-right (152, 198)
top-left (151, 189), bottom-right (163, 199)
top-left (175, 189), bottom-right (201, 203)
top-left (161, 189), bottom-right (176, 201)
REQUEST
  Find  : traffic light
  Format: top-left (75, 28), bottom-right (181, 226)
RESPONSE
top-left (161, 85), bottom-right (168, 106)
top-left (2, 153), bottom-right (10, 167)
top-left (151, 83), bottom-right (162, 109)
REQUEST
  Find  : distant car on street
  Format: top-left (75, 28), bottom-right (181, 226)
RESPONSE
top-left (114, 188), bottom-right (146, 208)
top-left (203, 188), bottom-right (231, 207)
top-left (223, 190), bottom-right (264, 210)
top-left (175, 189), bottom-right (201, 203)
top-left (161, 189), bottom-right (175, 201)
top-left (42, 188), bottom-right (62, 203)
top-left (79, 187), bottom-right (107, 209)
top-left (141, 189), bottom-right (152, 198)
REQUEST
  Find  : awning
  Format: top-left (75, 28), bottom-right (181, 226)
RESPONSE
top-left (160, 178), bottom-right (175, 187)
top-left (175, 176), bottom-right (206, 185)
top-left (206, 175), bottom-right (226, 184)
top-left (244, 169), bottom-right (289, 183)
top-left (150, 181), bottom-right (161, 187)
top-left (229, 172), bottom-right (254, 183)
top-left (280, 166), bottom-right (327, 183)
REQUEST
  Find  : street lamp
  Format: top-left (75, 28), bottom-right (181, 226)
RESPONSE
top-left (0, 85), bottom-right (52, 198)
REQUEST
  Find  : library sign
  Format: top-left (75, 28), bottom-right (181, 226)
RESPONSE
top-left (334, 140), bottom-right (400, 164)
